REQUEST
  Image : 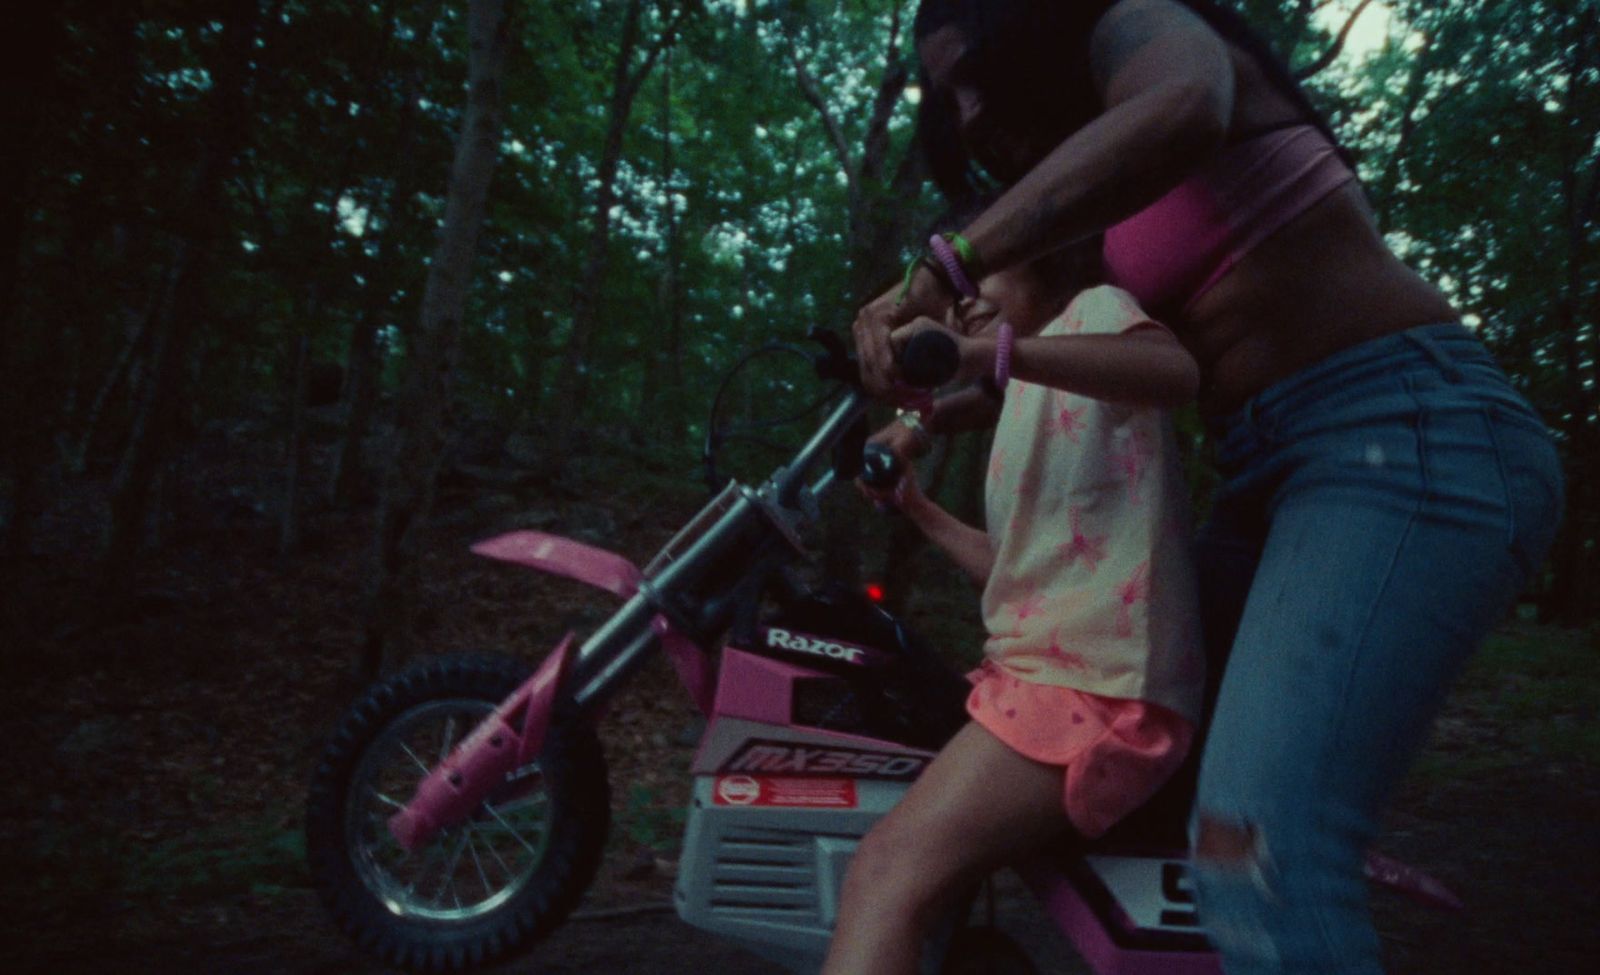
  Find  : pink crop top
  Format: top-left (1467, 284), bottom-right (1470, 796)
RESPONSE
top-left (1102, 124), bottom-right (1357, 313)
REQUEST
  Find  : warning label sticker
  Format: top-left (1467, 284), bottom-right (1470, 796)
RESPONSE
top-left (713, 775), bottom-right (858, 808)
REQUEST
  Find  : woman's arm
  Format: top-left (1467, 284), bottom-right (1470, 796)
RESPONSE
top-left (965, 325), bottom-right (1200, 407)
top-left (961, 0), bottom-right (1235, 275)
top-left (855, 0), bottom-right (1234, 394)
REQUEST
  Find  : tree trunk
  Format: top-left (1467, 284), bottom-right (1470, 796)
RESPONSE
top-left (332, 302), bottom-right (383, 505)
top-left (789, 3), bottom-right (923, 583)
top-left (280, 332), bottom-right (311, 556)
top-left (362, 0), bottom-right (514, 676)
top-left (99, 1), bottom-right (260, 602)
top-left (1546, 5), bottom-right (1600, 625)
top-left (639, 47), bottom-right (682, 444)
top-left (553, 0), bottom-right (687, 447)
top-left (0, 5), bottom-right (70, 558)
top-left (331, 0), bottom-right (444, 506)
top-left (1369, 32), bottom-right (1436, 232)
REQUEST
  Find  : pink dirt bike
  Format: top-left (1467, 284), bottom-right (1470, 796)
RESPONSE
top-left (305, 330), bottom-right (1459, 973)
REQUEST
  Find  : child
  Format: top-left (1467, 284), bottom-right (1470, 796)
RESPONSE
top-left (822, 255), bottom-right (1205, 975)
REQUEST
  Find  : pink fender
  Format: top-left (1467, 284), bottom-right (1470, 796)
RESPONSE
top-left (1363, 850), bottom-right (1465, 912)
top-left (472, 530), bottom-right (714, 716)
top-left (388, 634), bottom-right (576, 852)
top-left (471, 530), bottom-right (643, 598)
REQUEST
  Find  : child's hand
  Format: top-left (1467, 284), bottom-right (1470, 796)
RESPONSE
top-left (867, 414), bottom-right (931, 464)
top-left (857, 465), bottom-right (925, 512)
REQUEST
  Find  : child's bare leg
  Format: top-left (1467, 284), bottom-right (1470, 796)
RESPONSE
top-left (820, 720), bottom-right (1072, 975)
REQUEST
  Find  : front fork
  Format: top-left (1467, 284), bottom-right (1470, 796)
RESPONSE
top-left (384, 391), bottom-right (868, 852)
top-left (385, 592), bottom-right (662, 852)
top-left (385, 492), bottom-right (768, 852)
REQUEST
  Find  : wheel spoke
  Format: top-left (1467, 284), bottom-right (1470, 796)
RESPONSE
top-left (490, 792), bottom-right (550, 816)
top-left (482, 800), bottom-right (543, 857)
top-left (471, 821), bottom-right (518, 880)
top-left (398, 741), bottom-right (432, 775)
top-left (466, 831), bottom-right (493, 895)
top-left (432, 831), bottom-right (472, 906)
top-left (335, 687), bottom-right (571, 924)
top-left (439, 715), bottom-right (459, 763)
top-left (406, 838), bottom-right (446, 894)
top-left (370, 789), bottom-right (405, 810)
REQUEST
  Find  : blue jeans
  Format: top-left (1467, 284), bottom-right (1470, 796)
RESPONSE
top-left (1188, 324), bottom-right (1563, 973)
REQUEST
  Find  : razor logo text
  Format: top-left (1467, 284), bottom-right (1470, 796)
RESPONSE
top-left (723, 741), bottom-right (927, 781)
top-left (764, 628), bottom-right (867, 664)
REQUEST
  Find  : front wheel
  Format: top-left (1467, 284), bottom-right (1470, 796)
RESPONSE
top-left (306, 654), bottom-right (609, 972)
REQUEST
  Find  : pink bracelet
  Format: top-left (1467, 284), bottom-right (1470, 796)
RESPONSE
top-left (928, 234), bottom-right (979, 299)
top-left (993, 321), bottom-right (1014, 390)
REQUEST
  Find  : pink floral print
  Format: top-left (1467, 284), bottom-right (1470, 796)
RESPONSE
top-left (1110, 427), bottom-right (1155, 505)
top-left (1058, 402), bottom-right (1086, 442)
top-left (1114, 560), bottom-right (1151, 638)
top-left (1056, 507), bottom-right (1108, 574)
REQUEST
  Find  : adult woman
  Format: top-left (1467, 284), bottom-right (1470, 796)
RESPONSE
top-left (846, 1), bottom-right (1564, 973)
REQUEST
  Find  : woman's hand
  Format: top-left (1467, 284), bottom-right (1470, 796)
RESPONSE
top-left (890, 317), bottom-right (996, 388)
top-left (853, 264), bottom-right (955, 397)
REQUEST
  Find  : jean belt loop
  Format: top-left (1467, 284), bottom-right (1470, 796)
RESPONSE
top-left (1403, 326), bottom-right (1465, 383)
top-left (1241, 394), bottom-right (1271, 445)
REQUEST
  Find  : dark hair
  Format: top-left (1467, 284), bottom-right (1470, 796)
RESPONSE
top-left (914, 0), bottom-right (1343, 204)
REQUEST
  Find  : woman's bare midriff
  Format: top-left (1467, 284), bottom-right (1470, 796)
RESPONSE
top-left (1180, 181), bottom-right (1460, 416)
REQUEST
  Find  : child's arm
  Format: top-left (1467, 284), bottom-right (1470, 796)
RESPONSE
top-left (892, 318), bottom-right (1200, 408)
top-left (922, 385), bottom-right (1005, 437)
top-left (892, 475), bottom-right (995, 586)
top-left (978, 325), bottom-right (1200, 407)
top-left (869, 385), bottom-right (1004, 463)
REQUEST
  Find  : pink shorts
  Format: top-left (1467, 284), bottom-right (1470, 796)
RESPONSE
top-left (966, 661), bottom-right (1194, 838)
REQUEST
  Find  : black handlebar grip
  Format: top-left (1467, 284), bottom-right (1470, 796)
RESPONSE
top-left (899, 329), bottom-right (960, 389)
top-left (859, 443), bottom-right (904, 491)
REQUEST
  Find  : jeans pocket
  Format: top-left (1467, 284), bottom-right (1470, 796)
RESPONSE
top-left (1485, 406), bottom-right (1564, 579)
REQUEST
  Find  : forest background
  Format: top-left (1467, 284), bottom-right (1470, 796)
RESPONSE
top-left (0, 0), bottom-right (1596, 972)
top-left (4, 0), bottom-right (1599, 643)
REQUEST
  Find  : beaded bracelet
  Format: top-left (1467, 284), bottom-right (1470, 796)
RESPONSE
top-left (928, 233), bottom-right (979, 299)
top-left (993, 320), bottom-right (1014, 391)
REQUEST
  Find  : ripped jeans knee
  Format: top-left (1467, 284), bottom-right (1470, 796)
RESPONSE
top-left (1190, 812), bottom-right (1284, 968)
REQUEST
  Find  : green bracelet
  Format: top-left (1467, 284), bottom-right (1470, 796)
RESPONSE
top-left (941, 232), bottom-right (985, 282)
top-left (897, 254), bottom-right (960, 307)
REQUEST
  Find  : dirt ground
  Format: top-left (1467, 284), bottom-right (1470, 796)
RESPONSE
top-left (1, 442), bottom-right (1595, 974)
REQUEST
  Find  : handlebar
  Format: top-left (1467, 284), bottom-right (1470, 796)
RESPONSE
top-left (859, 443), bottom-right (902, 491)
top-left (852, 329), bottom-right (956, 495)
top-left (766, 327), bottom-right (960, 506)
top-left (899, 329), bottom-right (960, 389)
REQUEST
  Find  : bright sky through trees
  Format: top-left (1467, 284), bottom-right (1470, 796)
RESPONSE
top-left (1315, 0), bottom-right (1394, 61)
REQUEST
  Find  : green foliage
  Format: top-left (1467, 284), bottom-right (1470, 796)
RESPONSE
top-left (27, 808), bottom-right (308, 913)
top-left (1410, 624), bottom-right (1600, 782)
top-left (620, 782), bottom-right (688, 852)
top-left (4, 0), bottom-right (1597, 615)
